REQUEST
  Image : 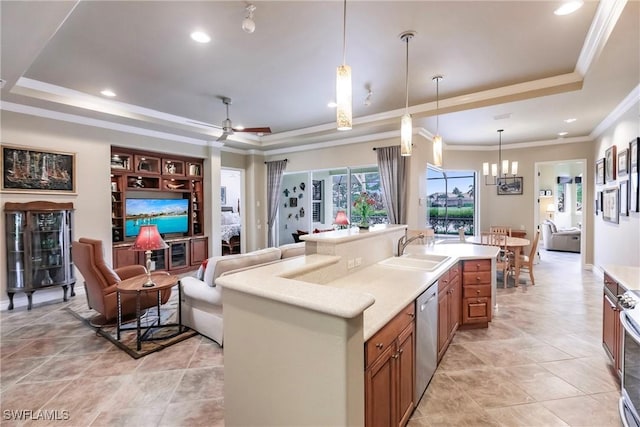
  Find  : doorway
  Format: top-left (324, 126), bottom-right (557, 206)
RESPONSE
top-left (221, 168), bottom-right (244, 255)
top-left (535, 159), bottom-right (586, 267)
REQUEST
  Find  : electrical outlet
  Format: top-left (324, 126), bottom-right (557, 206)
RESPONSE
top-left (347, 259), bottom-right (355, 269)
top-left (355, 257), bottom-right (362, 267)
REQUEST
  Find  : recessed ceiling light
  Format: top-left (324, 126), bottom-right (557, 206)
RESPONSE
top-left (327, 102), bottom-right (337, 108)
top-left (100, 89), bottom-right (116, 97)
top-left (558, 131), bottom-right (569, 136)
top-left (554, 1), bottom-right (584, 16)
top-left (190, 31), bottom-right (211, 43)
top-left (564, 118), bottom-right (577, 123)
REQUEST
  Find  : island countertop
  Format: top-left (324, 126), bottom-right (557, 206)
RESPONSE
top-left (217, 242), bottom-right (499, 340)
top-left (602, 264), bottom-right (640, 291)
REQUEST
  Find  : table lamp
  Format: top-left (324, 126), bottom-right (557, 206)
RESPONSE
top-left (334, 210), bottom-right (350, 229)
top-left (546, 203), bottom-right (556, 220)
top-left (131, 224), bottom-right (168, 287)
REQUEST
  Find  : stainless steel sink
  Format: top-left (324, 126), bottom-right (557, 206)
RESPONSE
top-left (378, 253), bottom-right (449, 271)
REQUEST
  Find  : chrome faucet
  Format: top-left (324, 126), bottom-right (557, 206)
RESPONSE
top-left (397, 233), bottom-right (425, 256)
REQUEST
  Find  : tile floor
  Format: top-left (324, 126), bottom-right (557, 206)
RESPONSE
top-left (0, 249), bottom-right (621, 426)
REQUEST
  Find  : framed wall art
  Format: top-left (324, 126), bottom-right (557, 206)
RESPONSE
top-left (602, 187), bottom-right (619, 224)
top-left (596, 158), bottom-right (605, 185)
top-left (221, 186), bottom-right (227, 205)
top-left (618, 148), bottom-right (629, 177)
top-left (605, 145), bottom-right (617, 183)
top-left (630, 137), bottom-right (639, 212)
top-left (2, 145), bottom-right (76, 194)
top-left (620, 180), bottom-right (629, 216)
top-left (496, 177), bottom-right (523, 195)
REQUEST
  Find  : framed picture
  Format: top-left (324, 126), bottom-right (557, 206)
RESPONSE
top-left (539, 190), bottom-right (546, 196)
top-left (599, 191), bottom-right (604, 212)
top-left (289, 197), bottom-right (298, 208)
top-left (605, 145), bottom-right (617, 183)
top-left (221, 186), bottom-right (227, 205)
top-left (496, 177), bottom-right (523, 195)
top-left (595, 192), bottom-right (599, 215)
top-left (618, 148), bottom-right (629, 177)
top-left (2, 145), bottom-right (76, 194)
top-left (620, 180), bottom-right (629, 216)
top-left (545, 190), bottom-right (552, 196)
top-left (631, 138), bottom-right (639, 212)
top-left (596, 158), bottom-right (605, 185)
top-left (602, 187), bottom-right (619, 224)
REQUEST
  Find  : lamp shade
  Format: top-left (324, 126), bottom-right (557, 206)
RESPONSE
top-left (336, 65), bottom-right (352, 131)
top-left (334, 210), bottom-right (350, 226)
top-left (433, 134), bottom-right (443, 167)
top-left (400, 113), bottom-right (412, 156)
top-left (131, 225), bottom-right (168, 251)
top-left (546, 204), bottom-right (556, 213)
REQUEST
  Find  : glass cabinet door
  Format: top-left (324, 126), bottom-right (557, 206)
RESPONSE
top-left (30, 211), bottom-right (66, 287)
top-left (5, 212), bottom-right (26, 289)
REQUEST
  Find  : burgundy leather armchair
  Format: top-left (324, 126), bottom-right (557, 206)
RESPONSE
top-left (72, 238), bottom-right (171, 324)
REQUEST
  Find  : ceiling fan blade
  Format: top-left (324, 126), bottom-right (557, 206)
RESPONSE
top-left (216, 132), bottom-right (229, 142)
top-left (233, 127), bottom-right (272, 134)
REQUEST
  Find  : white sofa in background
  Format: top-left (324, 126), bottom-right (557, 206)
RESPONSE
top-left (180, 243), bottom-right (306, 345)
top-left (541, 220), bottom-right (581, 253)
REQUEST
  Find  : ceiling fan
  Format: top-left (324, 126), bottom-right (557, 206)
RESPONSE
top-left (216, 97), bottom-right (271, 141)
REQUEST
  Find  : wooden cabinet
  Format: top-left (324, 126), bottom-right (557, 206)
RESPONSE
top-left (113, 237), bottom-right (207, 274)
top-left (4, 201), bottom-right (76, 310)
top-left (603, 273), bottom-right (623, 377)
top-left (461, 259), bottom-right (492, 326)
top-left (437, 263), bottom-right (461, 362)
top-left (365, 303), bottom-right (415, 427)
top-left (190, 236), bottom-right (208, 266)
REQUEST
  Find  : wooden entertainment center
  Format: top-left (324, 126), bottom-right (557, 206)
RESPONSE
top-left (110, 147), bottom-right (207, 274)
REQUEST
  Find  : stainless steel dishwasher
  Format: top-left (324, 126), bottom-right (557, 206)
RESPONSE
top-left (415, 281), bottom-right (438, 402)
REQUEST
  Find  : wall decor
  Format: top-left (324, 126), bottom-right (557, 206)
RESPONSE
top-left (618, 148), bottom-right (629, 177)
top-left (605, 145), bottom-right (617, 183)
top-left (598, 190), bottom-right (604, 212)
top-left (221, 186), bottom-right (227, 205)
top-left (575, 177), bottom-right (582, 212)
top-left (299, 207), bottom-right (305, 218)
top-left (299, 182), bottom-right (305, 191)
top-left (596, 158), bottom-right (605, 185)
top-left (630, 138), bottom-right (639, 212)
top-left (496, 177), bottom-right (523, 195)
top-left (2, 145), bottom-right (76, 194)
top-left (557, 183), bottom-right (566, 212)
top-left (602, 187), bottom-right (619, 224)
top-left (545, 190), bottom-right (552, 196)
top-left (539, 190), bottom-right (546, 196)
top-left (620, 180), bottom-right (629, 216)
top-left (595, 193), bottom-right (599, 215)
top-left (283, 188), bottom-right (290, 197)
top-left (289, 197), bottom-right (297, 208)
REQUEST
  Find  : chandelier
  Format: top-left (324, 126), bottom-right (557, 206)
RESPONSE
top-left (483, 129), bottom-right (518, 185)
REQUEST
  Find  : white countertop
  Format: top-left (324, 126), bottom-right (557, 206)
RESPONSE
top-left (300, 224), bottom-right (406, 244)
top-left (603, 264), bottom-right (640, 291)
top-left (218, 243), bottom-right (499, 340)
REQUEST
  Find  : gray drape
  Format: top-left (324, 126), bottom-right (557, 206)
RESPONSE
top-left (266, 160), bottom-right (287, 247)
top-left (376, 146), bottom-right (407, 224)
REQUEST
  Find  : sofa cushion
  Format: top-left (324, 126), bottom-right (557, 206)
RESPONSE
top-left (203, 247), bottom-right (282, 287)
top-left (545, 220), bottom-right (557, 233)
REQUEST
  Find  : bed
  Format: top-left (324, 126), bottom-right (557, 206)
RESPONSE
top-left (221, 207), bottom-right (241, 254)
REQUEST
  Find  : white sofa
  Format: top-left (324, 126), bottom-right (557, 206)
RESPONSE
top-left (180, 243), bottom-right (306, 345)
top-left (541, 220), bottom-right (581, 253)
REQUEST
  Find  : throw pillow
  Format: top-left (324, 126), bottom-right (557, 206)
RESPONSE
top-left (196, 258), bottom-right (209, 280)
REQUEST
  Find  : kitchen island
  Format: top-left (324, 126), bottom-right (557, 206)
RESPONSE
top-left (217, 225), bottom-right (499, 426)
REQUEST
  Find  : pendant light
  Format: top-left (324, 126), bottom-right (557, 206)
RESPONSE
top-left (336, 0), bottom-right (352, 131)
top-left (400, 31), bottom-right (415, 156)
top-left (432, 75), bottom-right (443, 167)
top-left (483, 129), bottom-right (519, 185)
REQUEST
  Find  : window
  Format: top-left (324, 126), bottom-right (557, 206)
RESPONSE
top-left (427, 167), bottom-right (476, 237)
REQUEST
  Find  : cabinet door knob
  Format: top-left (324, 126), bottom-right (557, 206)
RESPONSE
top-left (476, 277), bottom-right (481, 282)
top-left (399, 348), bottom-right (404, 354)
top-left (376, 343), bottom-right (384, 349)
top-left (392, 353), bottom-right (399, 359)
top-left (407, 312), bottom-right (415, 318)
top-left (476, 290), bottom-right (481, 294)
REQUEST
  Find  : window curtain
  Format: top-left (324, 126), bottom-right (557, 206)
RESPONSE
top-left (376, 146), bottom-right (407, 224)
top-left (266, 159), bottom-right (287, 247)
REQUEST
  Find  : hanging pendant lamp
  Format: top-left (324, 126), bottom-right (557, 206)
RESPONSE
top-left (432, 75), bottom-right (443, 167)
top-left (483, 129), bottom-right (519, 185)
top-left (400, 31), bottom-right (415, 156)
top-left (336, 0), bottom-right (352, 131)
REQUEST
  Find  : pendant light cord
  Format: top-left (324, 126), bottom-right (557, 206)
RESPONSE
top-left (405, 37), bottom-right (409, 111)
top-left (435, 77), bottom-right (440, 134)
top-left (342, 0), bottom-right (347, 65)
top-left (498, 129), bottom-right (503, 174)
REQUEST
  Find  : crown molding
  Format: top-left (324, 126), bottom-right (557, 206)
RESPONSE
top-left (448, 135), bottom-right (592, 151)
top-left (591, 83), bottom-right (640, 138)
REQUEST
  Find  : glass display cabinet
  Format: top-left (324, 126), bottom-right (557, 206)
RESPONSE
top-left (4, 201), bottom-right (76, 310)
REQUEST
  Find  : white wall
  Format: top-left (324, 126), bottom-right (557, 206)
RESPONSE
top-left (593, 101), bottom-right (640, 268)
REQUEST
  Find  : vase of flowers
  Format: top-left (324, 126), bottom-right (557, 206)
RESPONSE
top-left (353, 192), bottom-right (375, 229)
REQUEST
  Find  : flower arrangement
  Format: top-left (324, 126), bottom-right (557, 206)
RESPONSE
top-left (353, 192), bottom-right (376, 228)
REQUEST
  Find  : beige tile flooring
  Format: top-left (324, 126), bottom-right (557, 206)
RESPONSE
top-left (0, 249), bottom-right (621, 426)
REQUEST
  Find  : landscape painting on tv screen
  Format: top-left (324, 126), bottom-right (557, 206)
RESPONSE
top-left (125, 198), bottom-right (188, 237)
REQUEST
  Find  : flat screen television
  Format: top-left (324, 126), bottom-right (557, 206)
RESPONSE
top-left (125, 198), bottom-right (189, 238)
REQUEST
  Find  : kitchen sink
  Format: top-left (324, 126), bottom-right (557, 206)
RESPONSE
top-left (378, 253), bottom-right (450, 271)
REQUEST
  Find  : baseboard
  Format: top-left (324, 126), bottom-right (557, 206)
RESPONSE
top-left (0, 285), bottom-right (86, 312)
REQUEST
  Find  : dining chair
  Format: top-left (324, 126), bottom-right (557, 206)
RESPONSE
top-left (489, 225), bottom-right (512, 237)
top-left (513, 230), bottom-right (541, 286)
top-left (480, 231), bottom-right (511, 287)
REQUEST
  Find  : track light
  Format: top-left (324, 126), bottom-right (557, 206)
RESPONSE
top-left (242, 4), bottom-right (256, 34)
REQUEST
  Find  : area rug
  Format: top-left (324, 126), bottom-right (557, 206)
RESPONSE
top-left (66, 294), bottom-right (197, 359)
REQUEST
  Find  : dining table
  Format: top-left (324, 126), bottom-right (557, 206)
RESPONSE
top-left (465, 235), bottom-right (531, 286)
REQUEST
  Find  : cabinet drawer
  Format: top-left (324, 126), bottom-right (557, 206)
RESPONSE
top-left (449, 262), bottom-right (460, 279)
top-left (463, 297), bottom-right (491, 323)
top-left (463, 259), bottom-right (491, 272)
top-left (365, 303), bottom-right (415, 368)
top-left (463, 284), bottom-right (491, 298)
top-left (604, 274), bottom-right (619, 296)
top-left (462, 271), bottom-right (491, 285)
top-left (438, 269), bottom-right (450, 285)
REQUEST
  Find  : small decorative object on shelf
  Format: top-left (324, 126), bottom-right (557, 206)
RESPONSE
top-left (353, 192), bottom-right (375, 229)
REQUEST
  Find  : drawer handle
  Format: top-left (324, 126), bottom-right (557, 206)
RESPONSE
top-left (407, 312), bottom-right (415, 318)
top-left (476, 277), bottom-right (481, 282)
top-left (476, 290), bottom-right (481, 295)
top-left (392, 353), bottom-right (399, 359)
top-left (375, 343), bottom-right (384, 349)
